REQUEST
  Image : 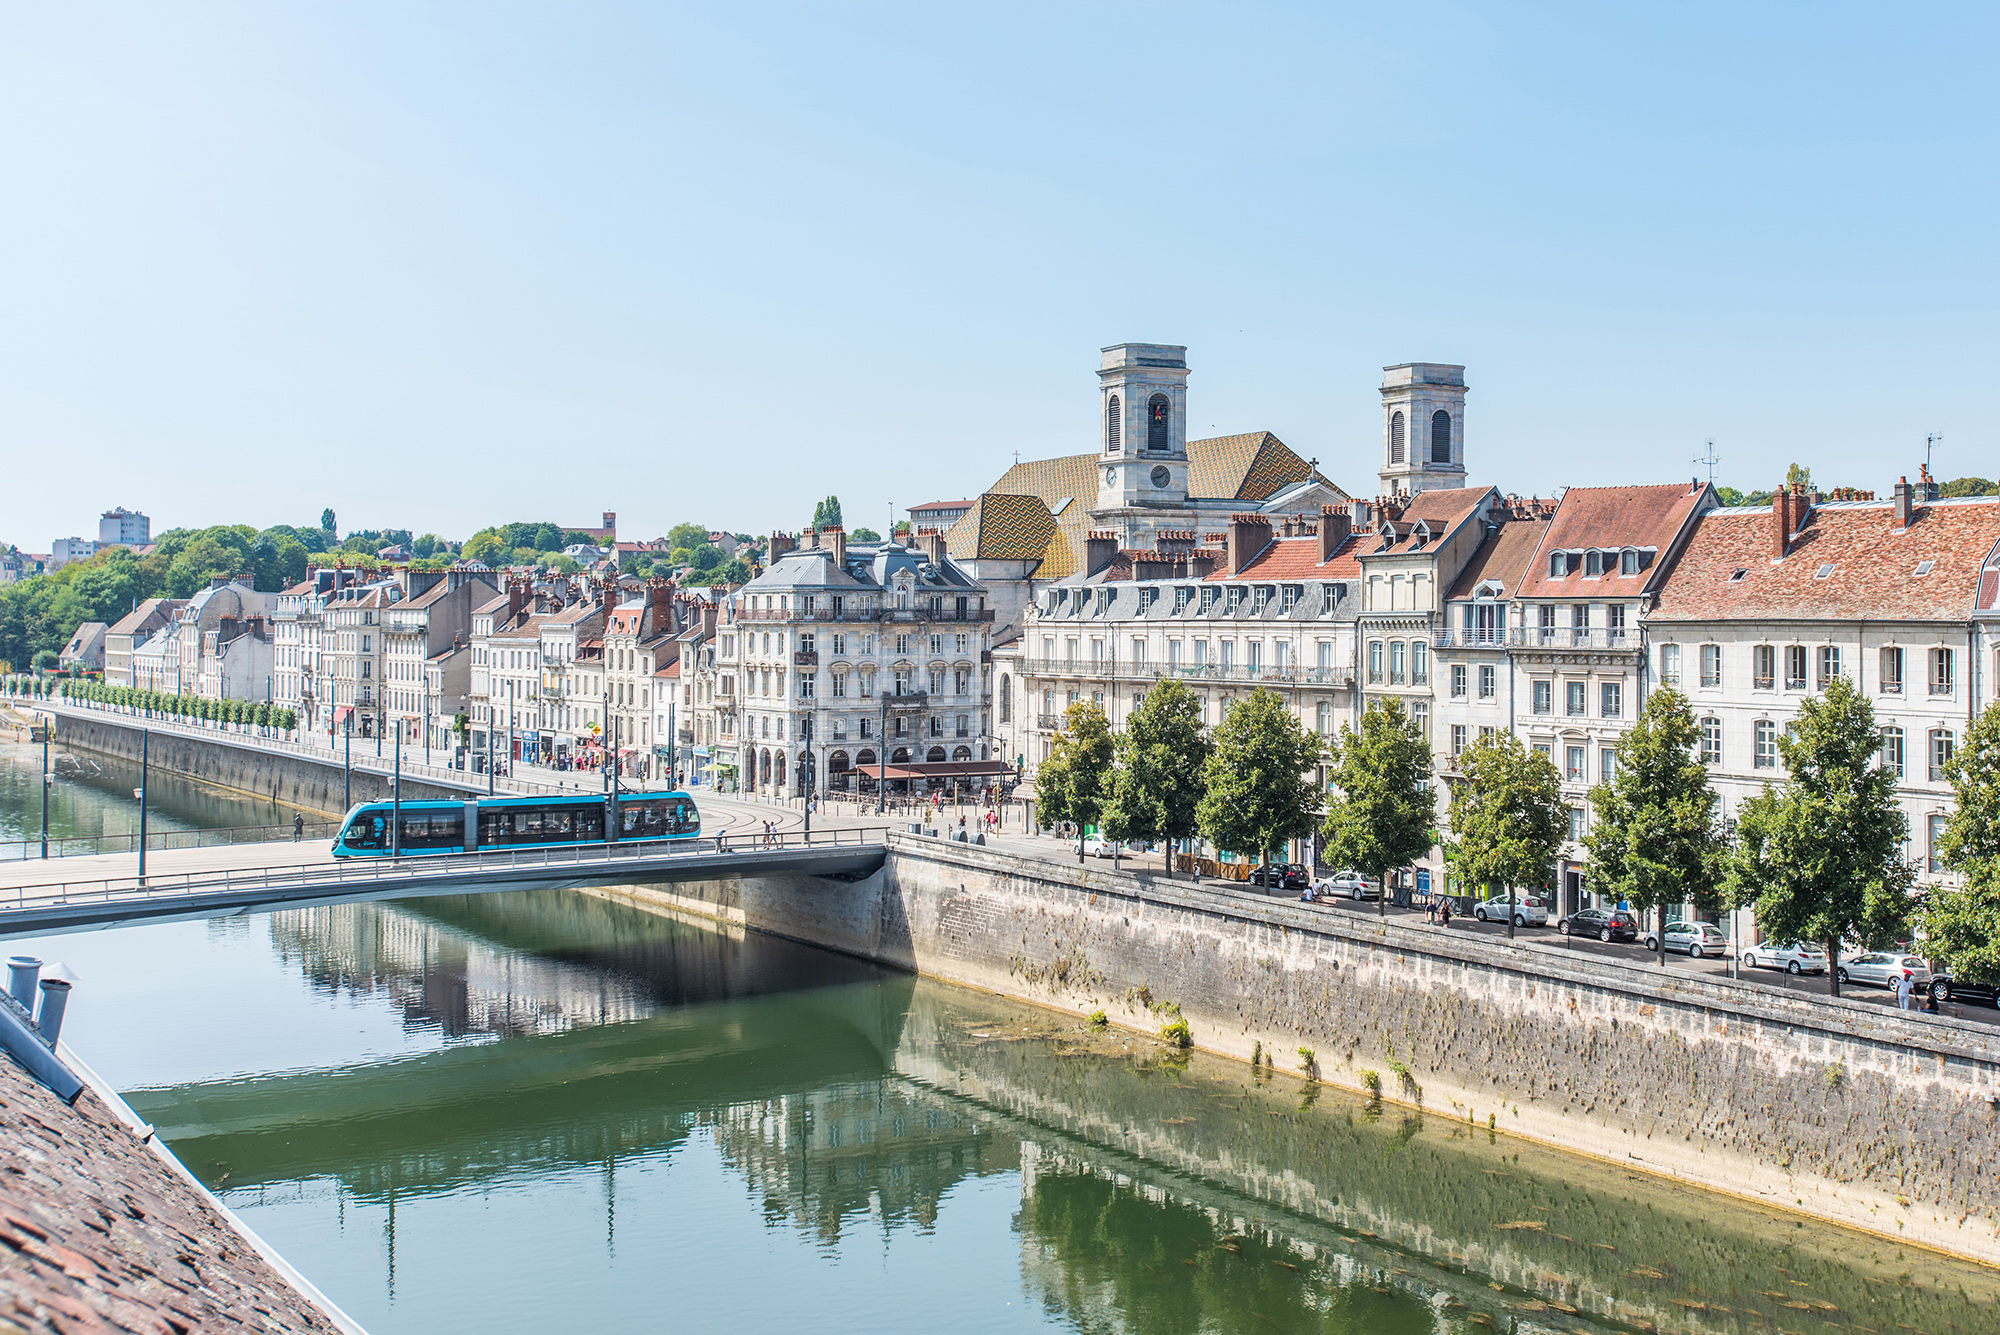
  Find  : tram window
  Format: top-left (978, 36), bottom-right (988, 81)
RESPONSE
top-left (673, 798), bottom-right (699, 834)
top-left (398, 812), bottom-right (465, 850)
top-left (343, 815), bottom-right (386, 850)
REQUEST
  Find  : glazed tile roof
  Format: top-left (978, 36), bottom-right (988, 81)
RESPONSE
top-left (1448, 516), bottom-right (1554, 599)
top-left (944, 492), bottom-right (1063, 565)
top-left (1650, 498), bottom-right (2000, 623)
top-left (1514, 482), bottom-right (1709, 598)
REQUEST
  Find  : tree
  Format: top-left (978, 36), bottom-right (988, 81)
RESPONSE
top-left (321, 508), bottom-right (336, 534)
top-left (1940, 476), bottom-right (1997, 499)
top-left (1917, 701), bottom-right (2000, 987)
top-left (1198, 689), bottom-right (1323, 881)
top-left (413, 533), bottom-right (439, 558)
top-left (1321, 698), bottom-right (1434, 918)
top-left (1444, 730), bottom-right (1567, 939)
top-left (1102, 678), bottom-right (1210, 877)
top-left (666, 522), bottom-right (709, 553)
top-left (461, 531), bottom-right (505, 565)
top-left (1036, 699), bottom-right (1115, 862)
top-left (850, 527), bottom-right (882, 542)
top-left (1724, 676), bottom-right (1912, 996)
top-left (1785, 462), bottom-right (1812, 492)
top-left (1583, 688), bottom-right (1726, 964)
top-left (716, 558), bottom-right (752, 586)
top-left (811, 496), bottom-right (843, 529)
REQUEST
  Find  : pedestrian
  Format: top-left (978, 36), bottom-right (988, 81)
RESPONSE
top-left (293, 813), bottom-right (304, 842)
top-left (1439, 898), bottom-right (1452, 928)
top-left (1424, 896), bottom-right (1436, 926)
top-left (1895, 970), bottom-right (1913, 1011)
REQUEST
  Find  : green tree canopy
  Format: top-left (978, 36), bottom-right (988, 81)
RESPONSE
top-left (1939, 476), bottom-right (1997, 499)
top-left (1102, 678), bottom-right (1211, 876)
top-left (850, 527), bottom-right (882, 542)
top-left (1582, 687), bottom-right (1726, 960)
top-left (1919, 701), bottom-right (2000, 984)
top-left (1321, 698), bottom-right (1433, 915)
top-left (811, 496), bottom-right (843, 529)
top-left (1724, 676), bottom-right (1913, 995)
top-left (461, 531), bottom-right (505, 565)
top-left (1037, 699), bottom-right (1116, 860)
top-left (667, 522), bottom-right (709, 552)
top-left (321, 508), bottom-right (336, 533)
top-left (1444, 730), bottom-right (1566, 934)
top-left (413, 533), bottom-right (439, 558)
top-left (1197, 689), bottom-right (1323, 873)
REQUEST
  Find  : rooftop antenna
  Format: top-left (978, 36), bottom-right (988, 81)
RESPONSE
top-left (1927, 432), bottom-right (1943, 475)
top-left (1693, 439), bottom-right (1719, 485)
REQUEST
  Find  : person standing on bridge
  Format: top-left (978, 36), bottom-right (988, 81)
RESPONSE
top-left (293, 813), bottom-right (304, 842)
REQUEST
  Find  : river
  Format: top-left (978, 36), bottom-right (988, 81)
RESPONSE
top-left (9, 878), bottom-right (1997, 1335)
top-left (0, 730), bottom-right (291, 855)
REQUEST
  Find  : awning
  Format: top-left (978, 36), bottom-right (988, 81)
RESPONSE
top-left (860, 762), bottom-right (1010, 782)
top-left (332, 706), bottom-right (352, 724)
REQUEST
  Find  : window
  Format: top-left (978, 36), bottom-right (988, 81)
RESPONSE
top-left (1568, 807), bottom-right (1587, 843)
top-left (1699, 716), bottom-right (1722, 765)
top-left (1130, 638), bottom-right (1146, 666)
top-left (1413, 701), bottom-right (1428, 737)
top-left (1660, 643), bottom-right (1681, 687)
top-left (1389, 641), bottom-right (1406, 684)
top-left (1880, 725), bottom-right (1903, 777)
top-left (832, 672), bottom-right (848, 698)
top-left (1753, 645), bottom-right (1775, 690)
top-left (1567, 681), bottom-right (1586, 716)
top-left (1817, 646), bottom-right (1842, 688)
top-left (1430, 409), bottom-right (1452, 463)
top-left (1146, 393), bottom-right (1171, 451)
top-left (998, 674), bottom-right (1009, 721)
top-left (1930, 814), bottom-right (1950, 873)
top-left (1412, 640), bottom-right (1430, 685)
top-left (1931, 647), bottom-right (1955, 696)
top-left (1368, 641), bottom-right (1384, 683)
top-left (1539, 604), bottom-right (1558, 641)
top-left (1451, 664), bottom-right (1467, 698)
top-left (1600, 748), bottom-right (1617, 782)
top-left (1451, 724), bottom-right (1466, 756)
top-left (1245, 640), bottom-right (1262, 671)
top-left (1931, 727), bottom-right (1956, 781)
top-left (1584, 549), bottom-right (1603, 577)
top-left (1316, 702), bottom-right (1332, 735)
top-left (1533, 680), bottom-right (1552, 714)
top-left (1478, 664), bottom-right (1496, 699)
top-left (1782, 645), bottom-right (1806, 690)
top-left (1389, 410), bottom-right (1405, 463)
top-left (1872, 645), bottom-right (1902, 694)
top-left (1754, 720), bottom-right (1778, 768)
top-left (1701, 644), bottom-right (1722, 688)
top-left (1620, 549), bottom-right (1639, 576)
top-left (1106, 393), bottom-right (1120, 451)
top-left (799, 674), bottom-right (815, 699)
top-left (1607, 604), bottom-right (1627, 637)
top-left (1533, 741), bottom-right (1552, 759)
top-left (1566, 746), bottom-right (1586, 781)
top-left (1600, 682), bottom-right (1621, 717)
top-left (1573, 603), bottom-right (1591, 634)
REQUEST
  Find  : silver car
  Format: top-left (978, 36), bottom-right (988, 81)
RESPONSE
top-left (1741, 941), bottom-right (1829, 975)
top-left (1316, 870), bottom-right (1380, 900)
top-left (1473, 893), bottom-right (1549, 927)
top-left (1837, 952), bottom-right (1933, 990)
top-left (1645, 920), bottom-right (1730, 958)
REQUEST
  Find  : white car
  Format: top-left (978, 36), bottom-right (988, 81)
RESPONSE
top-left (1741, 941), bottom-right (1829, 975)
top-left (1316, 870), bottom-right (1380, 900)
top-left (1082, 835), bottom-right (1117, 858)
top-left (1472, 893), bottom-right (1549, 927)
top-left (1837, 952), bottom-right (1933, 990)
top-left (1645, 920), bottom-right (1730, 958)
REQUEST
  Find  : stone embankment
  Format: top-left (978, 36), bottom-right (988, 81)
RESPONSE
top-left (597, 831), bottom-right (2000, 1265)
top-left (1, 1052), bottom-right (358, 1332)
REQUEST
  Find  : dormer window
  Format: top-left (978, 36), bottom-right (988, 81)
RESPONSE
top-left (1282, 585), bottom-right (1300, 611)
top-left (1255, 586), bottom-right (1272, 611)
top-left (1620, 549), bottom-right (1641, 575)
top-left (1584, 550), bottom-right (1603, 577)
top-left (1173, 586), bottom-right (1191, 613)
top-left (1548, 553), bottom-right (1568, 578)
top-left (1200, 587), bottom-right (1219, 613)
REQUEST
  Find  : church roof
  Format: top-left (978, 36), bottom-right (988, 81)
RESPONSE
top-left (965, 432), bottom-right (1339, 580)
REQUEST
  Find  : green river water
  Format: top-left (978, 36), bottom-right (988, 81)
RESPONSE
top-left (2, 736), bottom-right (1996, 1334)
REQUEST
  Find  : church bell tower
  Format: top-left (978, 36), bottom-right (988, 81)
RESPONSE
top-left (1378, 363), bottom-right (1468, 498)
top-left (1094, 344), bottom-right (1190, 518)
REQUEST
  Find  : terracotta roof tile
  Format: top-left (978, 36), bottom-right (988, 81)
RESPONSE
top-left (1515, 483), bottom-right (1709, 598)
top-left (1448, 516), bottom-right (1553, 599)
top-left (1651, 499), bottom-right (2000, 623)
top-left (1203, 533), bottom-right (1365, 581)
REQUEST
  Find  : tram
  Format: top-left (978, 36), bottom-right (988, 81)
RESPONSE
top-left (330, 790), bottom-right (701, 858)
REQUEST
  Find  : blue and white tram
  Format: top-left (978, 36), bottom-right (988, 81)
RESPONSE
top-left (331, 790), bottom-right (702, 858)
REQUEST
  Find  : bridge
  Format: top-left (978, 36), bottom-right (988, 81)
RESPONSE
top-left (0, 829), bottom-right (887, 936)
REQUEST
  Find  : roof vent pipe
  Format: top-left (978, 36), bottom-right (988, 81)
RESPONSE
top-left (7, 956), bottom-right (40, 1011)
top-left (36, 978), bottom-right (71, 1045)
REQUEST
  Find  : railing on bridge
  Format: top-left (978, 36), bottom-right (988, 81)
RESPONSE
top-left (0, 826), bottom-right (889, 919)
top-left (0, 820), bottom-right (343, 863)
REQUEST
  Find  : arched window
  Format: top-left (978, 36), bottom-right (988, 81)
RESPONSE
top-left (856, 748), bottom-right (877, 769)
top-left (926, 746), bottom-right (947, 763)
top-left (1147, 394), bottom-right (1170, 452)
top-left (998, 673), bottom-right (1011, 721)
top-left (829, 750), bottom-right (851, 772)
top-left (952, 745), bottom-right (972, 760)
top-left (1389, 411), bottom-right (1406, 463)
top-left (1431, 410), bottom-right (1452, 463)
top-left (891, 747), bottom-right (911, 765)
top-left (1106, 395), bottom-right (1121, 452)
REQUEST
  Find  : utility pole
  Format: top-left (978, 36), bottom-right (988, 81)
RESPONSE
top-left (136, 729), bottom-right (149, 884)
top-left (877, 692), bottom-right (889, 814)
top-left (391, 730), bottom-right (402, 859)
top-left (343, 712), bottom-right (353, 811)
top-left (38, 717), bottom-right (50, 859)
top-left (486, 701), bottom-right (495, 796)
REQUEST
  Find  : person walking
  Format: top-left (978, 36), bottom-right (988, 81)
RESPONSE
top-left (1895, 969), bottom-right (1913, 1011)
top-left (1438, 898), bottom-right (1452, 928)
top-left (293, 813), bottom-right (304, 842)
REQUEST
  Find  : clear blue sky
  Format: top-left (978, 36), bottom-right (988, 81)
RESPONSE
top-left (3, 2), bottom-right (1994, 548)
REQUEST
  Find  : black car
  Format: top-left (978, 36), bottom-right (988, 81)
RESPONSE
top-left (1557, 907), bottom-right (1640, 942)
top-left (1929, 972), bottom-right (2000, 1008)
top-left (1249, 863), bottom-right (1309, 891)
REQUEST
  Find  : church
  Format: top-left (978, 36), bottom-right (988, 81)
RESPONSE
top-left (941, 342), bottom-right (1470, 637)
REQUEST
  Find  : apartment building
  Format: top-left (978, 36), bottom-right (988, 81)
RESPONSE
top-left (104, 599), bottom-right (183, 689)
top-left (536, 593), bottom-right (608, 764)
top-left (423, 642), bottom-right (473, 764)
top-left (708, 527), bottom-right (997, 798)
top-left (379, 567), bottom-right (499, 746)
top-left (994, 510), bottom-right (1363, 786)
top-left (1649, 481), bottom-right (2000, 891)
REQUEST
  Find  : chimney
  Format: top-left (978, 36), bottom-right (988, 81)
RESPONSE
top-left (1350, 499), bottom-right (1372, 531)
top-left (1894, 476), bottom-right (1913, 529)
top-left (1188, 550), bottom-right (1217, 579)
top-left (917, 528), bottom-right (947, 566)
top-left (1319, 504), bottom-right (1352, 562)
top-left (1084, 530), bottom-right (1120, 576)
top-left (1772, 487), bottom-right (1794, 560)
top-left (649, 576), bottom-right (673, 634)
top-left (823, 524), bottom-right (846, 567)
top-left (1226, 513), bottom-right (1272, 575)
top-left (768, 531), bottom-right (798, 563)
top-left (507, 577), bottom-right (526, 623)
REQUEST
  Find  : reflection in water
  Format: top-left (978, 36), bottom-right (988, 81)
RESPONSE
top-left (118, 891), bottom-right (2000, 1335)
top-left (0, 734), bottom-right (290, 851)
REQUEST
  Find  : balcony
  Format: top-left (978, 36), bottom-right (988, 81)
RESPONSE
top-left (1029, 660), bottom-right (1354, 689)
top-left (885, 690), bottom-right (930, 712)
top-left (1448, 628), bottom-right (1641, 652)
top-left (794, 650), bottom-right (819, 666)
top-left (1036, 713), bottom-right (1064, 730)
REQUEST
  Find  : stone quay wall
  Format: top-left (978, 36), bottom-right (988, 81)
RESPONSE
top-left (600, 831), bottom-right (2000, 1265)
top-left (53, 710), bottom-right (483, 815)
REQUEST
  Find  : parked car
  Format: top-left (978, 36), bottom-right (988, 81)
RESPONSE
top-left (1740, 941), bottom-right (1829, 975)
top-left (1836, 952), bottom-right (1933, 990)
top-left (1929, 972), bottom-right (2000, 1008)
top-left (1556, 907), bottom-right (1640, 942)
top-left (1249, 863), bottom-right (1310, 891)
top-left (1315, 870), bottom-right (1380, 900)
top-left (1082, 835), bottom-right (1117, 858)
top-left (1644, 920), bottom-right (1730, 958)
top-left (1472, 893), bottom-right (1549, 927)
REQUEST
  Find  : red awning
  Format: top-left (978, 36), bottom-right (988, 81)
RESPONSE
top-left (332, 706), bottom-right (352, 724)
